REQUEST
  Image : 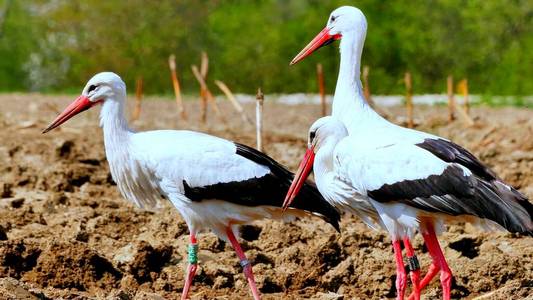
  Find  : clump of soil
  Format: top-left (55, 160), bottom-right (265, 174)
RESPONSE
top-left (0, 240), bottom-right (41, 278)
top-left (117, 241), bottom-right (173, 284)
top-left (23, 241), bottom-right (122, 292)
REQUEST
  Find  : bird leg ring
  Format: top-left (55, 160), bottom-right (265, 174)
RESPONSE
top-left (403, 237), bottom-right (421, 300)
top-left (188, 243), bottom-right (199, 264)
top-left (407, 255), bottom-right (420, 273)
top-left (240, 259), bottom-right (251, 268)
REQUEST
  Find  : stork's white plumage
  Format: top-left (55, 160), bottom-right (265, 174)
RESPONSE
top-left (288, 6), bottom-right (533, 300)
top-left (42, 72), bottom-right (340, 300)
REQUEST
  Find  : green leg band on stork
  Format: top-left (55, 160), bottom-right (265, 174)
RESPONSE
top-left (188, 243), bottom-right (198, 264)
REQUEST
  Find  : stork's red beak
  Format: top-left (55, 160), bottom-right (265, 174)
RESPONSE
top-left (42, 95), bottom-right (96, 133)
top-left (282, 146), bottom-right (316, 211)
top-left (290, 27), bottom-right (342, 65)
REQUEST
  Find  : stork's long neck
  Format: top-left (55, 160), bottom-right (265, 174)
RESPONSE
top-left (314, 139), bottom-right (338, 206)
top-left (99, 95), bottom-right (132, 160)
top-left (332, 29), bottom-right (379, 133)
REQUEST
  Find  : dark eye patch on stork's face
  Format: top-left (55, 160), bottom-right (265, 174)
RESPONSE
top-left (86, 84), bottom-right (104, 102)
top-left (309, 131), bottom-right (316, 145)
top-left (85, 83), bottom-right (117, 104)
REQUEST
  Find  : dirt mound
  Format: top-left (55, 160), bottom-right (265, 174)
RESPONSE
top-left (0, 240), bottom-right (41, 279)
top-left (23, 241), bottom-right (122, 292)
top-left (116, 241), bottom-right (173, 284)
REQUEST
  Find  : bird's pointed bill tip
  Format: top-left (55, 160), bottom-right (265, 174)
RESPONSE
top-left (281, 200), bottom-right (289, 212)
top-left (41, 122), bottom-right (57, 134)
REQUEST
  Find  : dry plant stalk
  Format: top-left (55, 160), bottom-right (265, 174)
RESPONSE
top-left (362, 65), bottom-right (375, 107)
top-left (199, 90), bottom-right (207, 123)
top-left (256, 88), bottom-right (264, 151)
top-left (168, 54), bottom-right (187, 120)
top-left (447, 76), bottom-right (473, 126)
top-left (214, 80), bottom-right (253, 125)
top-left (200, 51), bottom-right (209, 78)
top-left (191, 65), bottom-right (208, 123)
top-left (316, 63), bottom-right (326, 116)
top-left (191, 65), bottom-right (226, 124)
top-left (459, 78), bottom-right (469, 115)
top-left (447, 75), bottom-right (456, 122)
top-left (131, 77), bottom-right (143, 122)
top-left (200, 52), bottom-right (209, 123)
top-left (404, 72), bottom-right (414, 128)
top-left (453, 78), bottom-right (474, 126)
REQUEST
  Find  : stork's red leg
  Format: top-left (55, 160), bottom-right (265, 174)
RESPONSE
top-left (407, 231), bottom-right (440, 300)
top-left (408, 224), bottom-right (452, 300)
top-left (403, 237), bottom-right (420, 300)
top-left (181, 232), bottom-right (198, 300)
top-left (392, 240), bottom-right (407, 300)
top-left (422, 225), bottom-right (452, 300)
top-left (408, 262), bottom-right (439, 300)
top-left (226, 227), bottom-right (261, 300)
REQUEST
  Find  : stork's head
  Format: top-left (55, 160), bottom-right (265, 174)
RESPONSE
top-left (282, 116), bottom-right (347, 210)
top-left (307, 116), bottom-right (348, 152)
top-left (42, 72), bottom-right (126, 133)
top-left (290, 6), bottom-right (367, 65)
top-left (84, 72), bottom-right (126, 102)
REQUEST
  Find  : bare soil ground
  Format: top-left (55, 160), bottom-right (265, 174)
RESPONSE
top-left (0, 94), bottom-right (531, 299)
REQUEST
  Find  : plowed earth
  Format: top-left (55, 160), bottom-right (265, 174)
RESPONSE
top-left (0, 94), bottom-right (531, 299)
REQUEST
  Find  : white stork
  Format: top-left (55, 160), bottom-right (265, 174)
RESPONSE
top-left (42, 72), bottom-right (341, 300)
top-left (283, 116), bottom-right (533, 300)
top-left (288, 6), bottom-right (533, 300)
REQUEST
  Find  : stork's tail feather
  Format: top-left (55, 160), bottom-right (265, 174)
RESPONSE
top-left (478, 179), bottom-right (533, 236)
top-left (233, 142), bottom-right (341, 231)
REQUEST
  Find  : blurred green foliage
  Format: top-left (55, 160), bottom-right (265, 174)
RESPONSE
top-left (0, 0), bottom-right (531, 95)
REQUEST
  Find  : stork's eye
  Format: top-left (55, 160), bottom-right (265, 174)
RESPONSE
top-left (330, 15), bottom-right (336, 22)
top-left (88, 85), bottom-right (97, 93)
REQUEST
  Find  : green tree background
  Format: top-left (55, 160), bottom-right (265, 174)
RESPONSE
top-left (0, 0), bottom-right (531, 95)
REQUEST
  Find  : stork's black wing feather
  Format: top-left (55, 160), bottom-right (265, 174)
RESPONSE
top-left (182, 142), bottom-right (340, 231)
top-left (368, 139), bottom-right (533, 235)
top-left (416, 138), bottom-right (497, 181)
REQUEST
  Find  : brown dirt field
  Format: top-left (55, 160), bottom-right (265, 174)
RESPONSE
top-left (0, 94), bottom-right (531, 300)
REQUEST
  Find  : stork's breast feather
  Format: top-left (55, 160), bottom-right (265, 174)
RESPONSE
top-left (108, 149), bottom-right (162, 209)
